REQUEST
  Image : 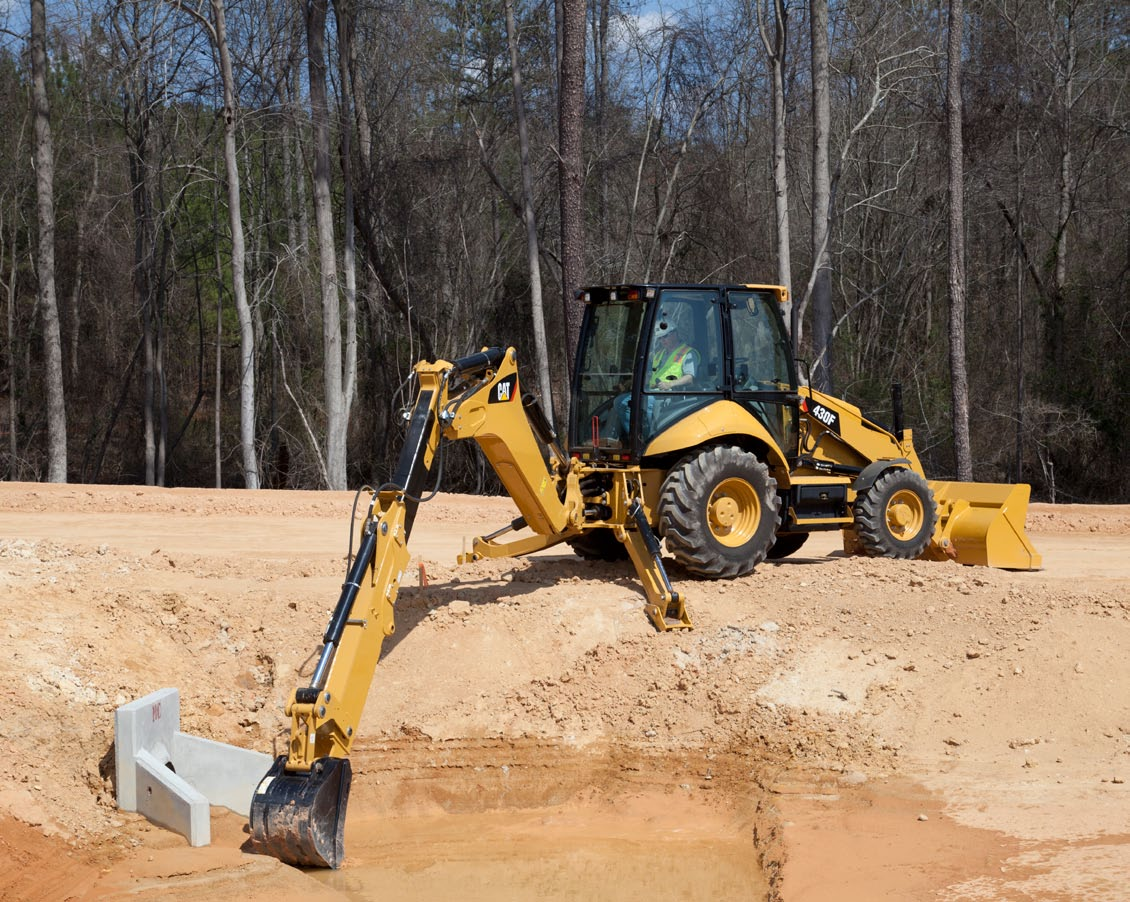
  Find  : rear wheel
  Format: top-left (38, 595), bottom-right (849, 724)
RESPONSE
top-left (853, 468), bottom-right (937, 559)
top-left (658, 446), bottom-right (780, 578)
top-left (567, 528), bottom-right (629, 561)
top-left (767, 531), bottom-right (809, 560)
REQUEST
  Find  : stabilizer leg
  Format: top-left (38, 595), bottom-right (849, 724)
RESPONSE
top-left (620, 500), bottom-right (693, 631)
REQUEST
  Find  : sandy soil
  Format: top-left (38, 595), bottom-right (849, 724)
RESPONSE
top-left (0, 483), bottom-right (1127, 900)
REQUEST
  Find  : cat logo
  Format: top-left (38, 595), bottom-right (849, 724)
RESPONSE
top-left (491, 374), bottom-right (519, 404)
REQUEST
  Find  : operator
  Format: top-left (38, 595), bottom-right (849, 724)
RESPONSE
top-left (614, 308), bottom-right (699, 439)
top-left (648, 312), bottom-right (698, 390)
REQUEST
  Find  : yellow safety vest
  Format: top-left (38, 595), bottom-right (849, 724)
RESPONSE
top-left (650, 344), bottom-right (691, 387)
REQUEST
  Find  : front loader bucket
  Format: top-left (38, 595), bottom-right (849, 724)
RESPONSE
top-left (247, 755), bottom-right (351, 868)
top-left (926, 481), bottom-right (1042, 570)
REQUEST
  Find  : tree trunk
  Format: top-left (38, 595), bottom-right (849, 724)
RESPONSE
top-left (213, 182), bottom-right (224, 488)
top-left (30, 0), bottom-right (67, 482)
top-left (212, 0), bottom-right (259, 488)
top-left (1012, 12), bottom-right (1024, 485)
top-left (810, 0), bottom-right (833, 392)
top-left (155, 284), bottom-right (167, 484)
top-left (306, 0), bottom-right (347, 489)
top-left (4, 216), bottom-right (17, 478)
top-left (506, 0), bottom-right (553, 412)
top-left (282, 104), bottom-right (297, 255)
top-left (758, 0), bottom-right (793, 339)
top-left (1050, 8), bottom-right (1076, 375)
top-left (334, 0), bottom-right (358, 429)
top-left (69, 155), bottom-right (97, 382)
top-left (592, 0), bottom-right (610, 273)
top-left (285, 34), bottom-right (310, 259)
top-left (122, 11), bottom-right (160, 486)
top-left (946, 0), bottom-right (972, 480)
top-left (557, 0), bottom-right (586, 382)
top-left (142, 285), bottom-right (155, 484)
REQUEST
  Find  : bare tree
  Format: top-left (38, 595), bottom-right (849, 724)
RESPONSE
top-left (946, 0), bottom-right (972, 479)
top-left (306, 0), bottom-right (354, 489)
top-left (809, 0), bottom-right (833, 391)
top-left (2, 202), bottom-right (22, 478)
top-left (796, 42), bottom-right (933, 382)
top-left (557, 0), bottom-right (585, 378)
top-left (212, 0), bottom-right (259, 488)
top-left (757, 0), bottom-right (793, 328)
top-left (212, 183), bottom-right (224, 487)
top-left (645, 68), bottom-right (733, 283)
top-left (172, 0), bottom-right (261, 488)
top-left (334, 0), bottom-right (359, 439)
top-left (592, 0), bottom-right (612, 272)
top-left (30, 0), bottom-right (67, 482)
top-left (505, 0), bottom-right (553, 411)
top-left (619, 18), bottom-right (675, 282)
top-left (107, 0), bottom-right (199, 486)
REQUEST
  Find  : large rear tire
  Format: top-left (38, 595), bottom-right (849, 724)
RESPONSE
top-left (658, 446), bottom-right (780, 578)
top-left (853, 468), bottom-right (937, 559)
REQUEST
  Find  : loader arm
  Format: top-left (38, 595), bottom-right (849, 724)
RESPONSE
top-left (249, 347), bottom-right (634, 868)
top-left (796, 386), bottom-right (1040, 570)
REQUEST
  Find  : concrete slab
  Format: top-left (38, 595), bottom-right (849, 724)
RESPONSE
top-left (115, 687), bottom-right (273, 847)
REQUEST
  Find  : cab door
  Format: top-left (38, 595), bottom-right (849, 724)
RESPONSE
top-left (726, 289), bottom-right (799, 458)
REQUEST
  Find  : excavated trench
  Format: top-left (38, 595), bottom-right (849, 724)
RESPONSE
top-left (308, 738), bottom-right (778, 901)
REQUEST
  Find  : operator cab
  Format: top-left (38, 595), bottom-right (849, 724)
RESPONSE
top-left (569, 284), bottom-right (799, 462)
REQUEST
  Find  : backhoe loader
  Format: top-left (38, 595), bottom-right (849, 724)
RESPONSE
top-left (248, 283), bottom-right (1041, 868)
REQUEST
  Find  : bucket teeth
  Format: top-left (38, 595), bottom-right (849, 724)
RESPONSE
top-left (248, 755), bottom-right (352, 868)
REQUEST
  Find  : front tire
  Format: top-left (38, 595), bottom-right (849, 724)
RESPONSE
top-left (853, 468), bottom-right (937, 559)
top-left (658, 446), bottom-right (780, 578)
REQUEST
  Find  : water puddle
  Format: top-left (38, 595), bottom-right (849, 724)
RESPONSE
top-left (310, 741), bottom-right (771, 901)
top-left (313, 797), bottom-right (767, 901)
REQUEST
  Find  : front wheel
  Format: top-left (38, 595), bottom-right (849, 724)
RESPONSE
top-left (852, 468), bottom-right (937, 559)
top-left (658, 446), bottom-right (780, 578)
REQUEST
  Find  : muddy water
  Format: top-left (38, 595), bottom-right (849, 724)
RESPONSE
top-left (315, 802), bottom-right (766, 901)
top-left (313, 741), bottom-right (771, 901)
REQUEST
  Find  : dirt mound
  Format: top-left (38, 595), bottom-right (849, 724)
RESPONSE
top-left (1026, 502), bottom-right (1130, 536)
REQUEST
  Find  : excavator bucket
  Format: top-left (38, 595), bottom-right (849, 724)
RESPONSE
top-left (248, 755), bottom-right (351, 868)
top-left (926, 481), bottom-right (1042, 570)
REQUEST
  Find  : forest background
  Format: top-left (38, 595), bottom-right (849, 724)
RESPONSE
top-left (1, 0), bottom-right (1126, 502)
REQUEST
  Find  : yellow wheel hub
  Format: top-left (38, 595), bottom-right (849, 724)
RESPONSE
top-left (707, 478), bottom-right (760, 547)
top-left (885, 489), bottom-right (925, 541)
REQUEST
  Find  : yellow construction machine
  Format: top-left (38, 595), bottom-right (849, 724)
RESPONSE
top-left (248, 283), bottom-right (1041, 868)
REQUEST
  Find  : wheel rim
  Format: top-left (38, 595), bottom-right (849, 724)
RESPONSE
top-left (707, 477), bottom-right (761, 547)
top-left (885, 488), bottom-right (925, 541)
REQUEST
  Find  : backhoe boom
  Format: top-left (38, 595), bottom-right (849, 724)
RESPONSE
top-left (248, 346), bottom-right (688, 868)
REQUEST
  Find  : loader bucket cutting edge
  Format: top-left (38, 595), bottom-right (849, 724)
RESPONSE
top-left (248, 755), bottom-right (351, 868)
top-left (927, 481), bottom-right (1042, 570)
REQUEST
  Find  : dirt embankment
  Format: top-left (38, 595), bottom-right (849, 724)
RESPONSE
top-left (0, 483), bottom-right (1127, 900)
